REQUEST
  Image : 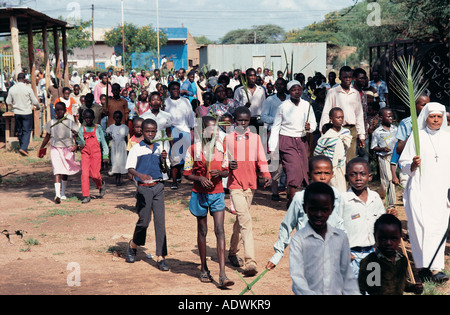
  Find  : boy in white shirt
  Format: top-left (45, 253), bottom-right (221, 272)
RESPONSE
top-left (289, 182), bottom-right (359, 295)
top-left (337, 157), bottom-right (396, 276)
top-left (370, 108), bottom-right (398, 207)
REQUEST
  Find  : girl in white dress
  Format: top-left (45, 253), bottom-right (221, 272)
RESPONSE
top-left (106, 111), bottom-right (129, 185)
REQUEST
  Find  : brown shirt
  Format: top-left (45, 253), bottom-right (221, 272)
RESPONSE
top-left (79, 103), bottom-right (103, 126)
top-left (104, 97), bottom-right (129, 126)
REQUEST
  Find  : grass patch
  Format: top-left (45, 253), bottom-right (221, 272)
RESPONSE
top-left (39, 208), bottom-right (96, 217)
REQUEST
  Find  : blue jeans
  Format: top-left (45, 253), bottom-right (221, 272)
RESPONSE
top-left (15, 114), bottom-right (33, 152)
top-left (351, 247), bottom-right (375, 277)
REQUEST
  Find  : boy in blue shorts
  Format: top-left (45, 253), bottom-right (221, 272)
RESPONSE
top-left (184, 116), bottom-right (234, 288)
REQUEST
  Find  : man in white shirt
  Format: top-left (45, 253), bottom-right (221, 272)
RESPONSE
top-left (319, 66), bottom-right (365, 160)
top-left (268, 80), bottom-right (316, 207)
top-left (233, 68), bottom-right (266, 132)
top-left (148, 69), bottom-right (167, 93)
top-left (117, 69), bottom-right (129, 89)
top-left (228, 69), bottom-right (241, 91)
top-left (6, 72), bottom-right (40, 156)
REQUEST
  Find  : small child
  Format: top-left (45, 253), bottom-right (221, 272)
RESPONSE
top-left (125, 119), bottom-right (170, 271)
top-left (127, 117), bottom-right (144, 151)
top-left (358, 213), bottom-right (424, 295)
top-left (106, 111), bottom-right (129, 185)
top-left (338, 157), bottom-right (396, 276)
top-left (266, 155), bottom-right (345, 270)
top-left (39, 102), bottom-right (81, 203)
top-left (224, 106), bottom-right (272, 277)
top-left (370, 108), bottom-right (398, 207)
top-left (313, 107), bottom-right (352, 192)
top-left (289, 182), bottom-right (360, 295)
top-left (183, 116), bottom-right (234, 288)
top-left (77, 109), bottom-right (109, 204)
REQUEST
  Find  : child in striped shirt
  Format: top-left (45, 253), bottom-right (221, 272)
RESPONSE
top-left (314, 107), bottom-right (352, 192)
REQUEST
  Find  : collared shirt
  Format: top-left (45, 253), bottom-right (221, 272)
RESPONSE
top-left (224, 129), bottom-right (271, 190)
top-left (337, 188), bottom-right (385, 248)
top-left (140, 110), bottom-right (173, 135)
top-left (270, 186), bottom-right (344, 266)
top-left (260, 94), bottom-right (289, 130)
top-left (164, 97), bottom-right (195, 133)
top-left (371, 125), bottom-right (398, 156)
top-left (268, 98), bottom-right (317, 152)
top-left (233, 85), bottom-right (266, 117)
top-left (358, 248), bottom-right (414, 295)
top-left (289, 221), bottom-right (360, 295)
top-left (125, 141), bottom-right (164, 182)
top-left (6, 82), bottom-right (40, 115)
top-left (319, 85), bottom-right (366, 140)
top-left (395, 117), bottom-right (412, 141)
top-left (369, 80), bottom-right (388, 103)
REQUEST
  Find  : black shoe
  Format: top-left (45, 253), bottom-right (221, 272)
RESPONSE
top-left (243, 265), bottom-right (258, 277)
top-left (158, 259), bottom-right (170, 271)
top-left (99, 181), bottom-right (106, 197)
top-left (126, 241), bottom-right (137, 263)
top-left (228, 255), bottom-right (243, 267)
top-left (271, 194), bottom-right (280, 201)
top-left (432, 271), bottom-right (449, 283)
top-left (81, 196), bottom-right (91, 204)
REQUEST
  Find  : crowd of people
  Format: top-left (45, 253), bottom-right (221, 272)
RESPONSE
top-left (4, 63), bottom-right (450, 294)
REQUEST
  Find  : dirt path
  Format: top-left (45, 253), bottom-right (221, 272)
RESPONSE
top-left (0, 143), bottom-right (448, 295)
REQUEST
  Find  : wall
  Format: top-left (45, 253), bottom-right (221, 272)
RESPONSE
top-left (199, 42), bottom-right (327, 77)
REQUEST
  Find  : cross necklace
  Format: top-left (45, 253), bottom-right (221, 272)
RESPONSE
top-left (427, 130), bottom-right (440, 162)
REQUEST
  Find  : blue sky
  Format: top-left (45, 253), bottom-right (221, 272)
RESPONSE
top-left (20, 0), bottom-right (358, 41)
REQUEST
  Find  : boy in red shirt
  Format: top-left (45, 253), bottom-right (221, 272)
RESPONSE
top-left (184, 116), bottom-right (234, 288)
top-left (224, 106), bottom-right (272, 277)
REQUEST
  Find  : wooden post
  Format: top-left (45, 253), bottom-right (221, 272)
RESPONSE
top-left (9, 15), bottom-right (21, 80)
top-left (53, 26), bottom-right (61, 87)
top-left (62, 26), bottom-right (69, 88)
top-left (28, 21), bottom-right (40, 138)
top-left (42, 25), bottom-right (51, 124)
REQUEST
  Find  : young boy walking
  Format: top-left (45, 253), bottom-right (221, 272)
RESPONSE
top-left (314, 107), bottom-right (352, 192)
top-left (289, 182), bottom-right (360, 295)
top-left (224, 107), bottom-right (271, 277)
top-left (337, 158), bottom-right (396, 276)
top-left (358, 214), bottom-right (423, 295)
top-left (266, 155), bottom-right (344, 270)
top-left (125, 119), bottom-right (170, 271)
top-left (371, 108), bottom-right (398, 207)
top-left (184, 116), bottom-right (234, 288)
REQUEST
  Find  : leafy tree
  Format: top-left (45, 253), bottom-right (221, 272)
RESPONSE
top-left (194, 36), bottom-right (216, 45)
top-left (221, 24), bottom-right (285, 44)
top-left (104, 23), bottom-right (167, 70)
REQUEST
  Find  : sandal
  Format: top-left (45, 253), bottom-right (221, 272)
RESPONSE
top-left (219, 276), bottom-right (234, 288)
top-left (200, 270), bottom-right (212, 283)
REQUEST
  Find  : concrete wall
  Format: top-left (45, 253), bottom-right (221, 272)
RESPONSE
top-left (199, 42), bottom-right (327, 77)
top-left (69, 43), bottom-right (116, 69)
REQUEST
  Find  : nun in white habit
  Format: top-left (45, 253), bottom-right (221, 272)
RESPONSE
top-left (399, 102), bottom-right (450, 283)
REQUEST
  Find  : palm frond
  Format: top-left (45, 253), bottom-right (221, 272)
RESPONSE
top-left (390, 56), bottom-right (428, 172)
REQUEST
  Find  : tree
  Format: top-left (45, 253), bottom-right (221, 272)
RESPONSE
top-left (194, 36), bottom-right (216, 45)
top-left (221, 24), bottom-right (285, 44)
top-left (104, 23), bottom-right (167, 70)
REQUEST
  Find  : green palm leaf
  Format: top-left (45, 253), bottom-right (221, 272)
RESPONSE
top-left (390, 56), bottom-right (428, 172)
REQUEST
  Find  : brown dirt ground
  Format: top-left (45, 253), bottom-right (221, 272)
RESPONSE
top-left (0, 139), bottom-right (448, 296)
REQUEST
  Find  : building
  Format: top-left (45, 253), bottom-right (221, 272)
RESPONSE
top-left (199, 42), bottom-right (327, 77)
top-left (69, 28), bottom-right (117, 70)
top-left (131, 27), bottom-right (199, 71)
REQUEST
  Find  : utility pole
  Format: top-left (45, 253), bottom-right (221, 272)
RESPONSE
top-left (121, 0), bottom-right (125, 72)
top-left (91, 4), bottom-right (95, 69)
top-left (156, 0), bottom-right (160, 69)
